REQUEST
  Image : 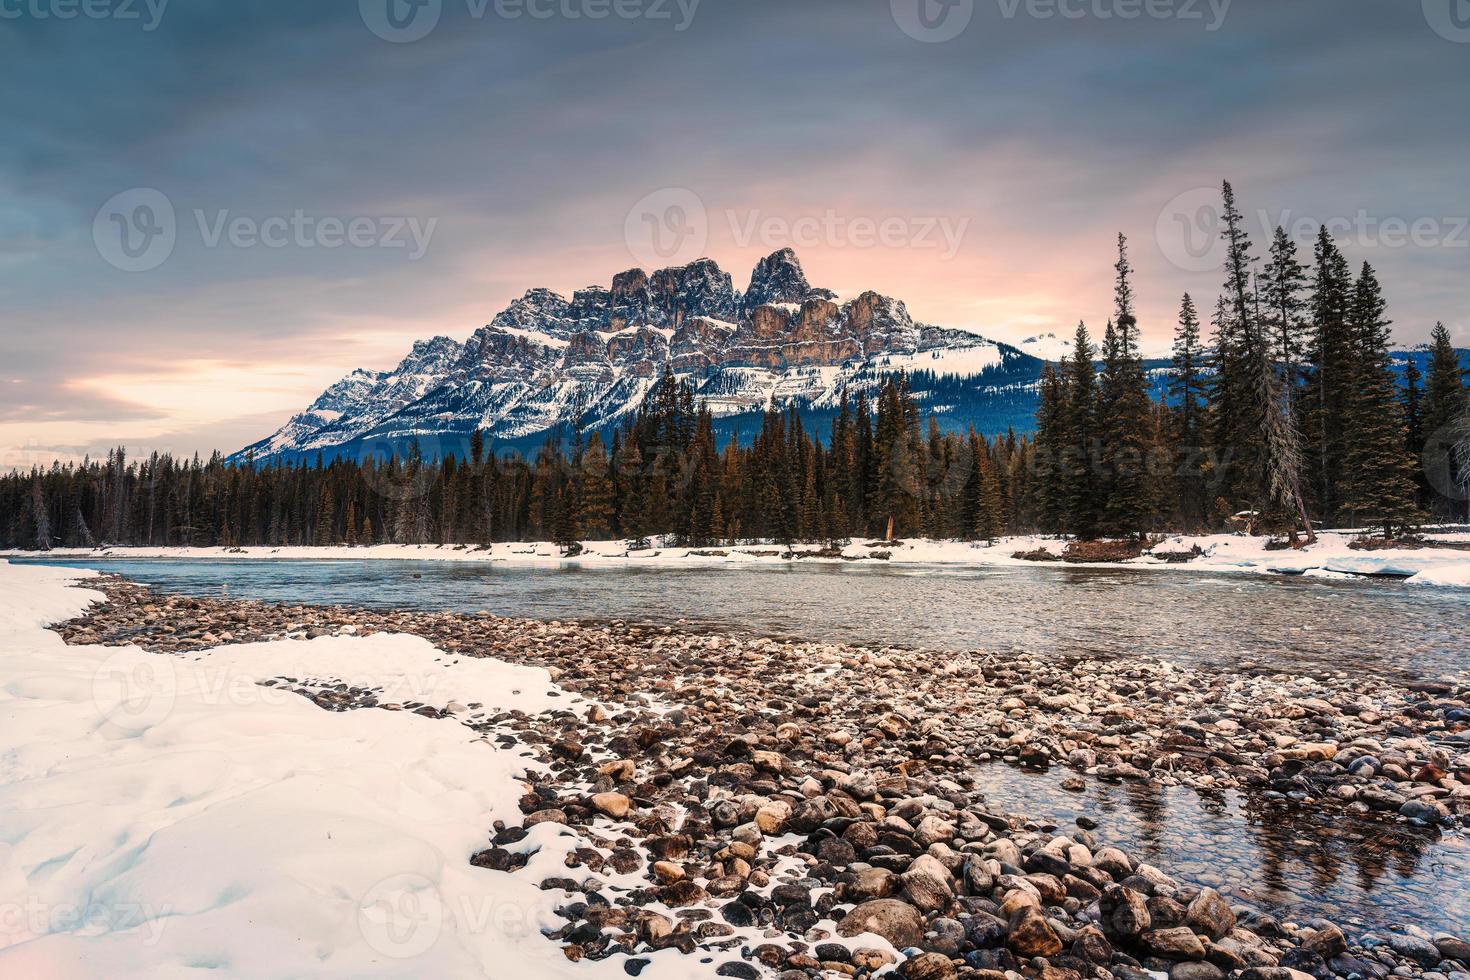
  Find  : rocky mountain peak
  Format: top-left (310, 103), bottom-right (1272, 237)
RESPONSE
top-left (234, 247), bottom-right (1037, 465)
top-left (491, 288), bottom-right (575, 337)
top-left (394, 335), bottom-right (463, 376)
top-left (744, 248), bottom-right (835, 311)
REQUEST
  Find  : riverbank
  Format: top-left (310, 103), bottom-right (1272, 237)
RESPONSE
top-left (6, 562), bottom-right (1467, 979)
top-left (6, 529), bottom-right (1470, 588)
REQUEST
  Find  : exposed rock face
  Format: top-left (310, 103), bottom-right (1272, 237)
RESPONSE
top-left (743, 247), bottom-right (835, 309)
top-left (233, 248), bottom-right (1035, 463)
top-left (652, 257), bottom-right (738, 327)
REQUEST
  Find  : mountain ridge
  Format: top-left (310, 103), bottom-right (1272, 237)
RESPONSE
top-left (233, 248), bottom-right (1469, 465)
top-left (233, 249), bottom-right (1047, 463)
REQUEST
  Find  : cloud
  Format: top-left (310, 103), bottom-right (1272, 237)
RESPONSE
top-left (3, 0), bottom-right (1466, 464)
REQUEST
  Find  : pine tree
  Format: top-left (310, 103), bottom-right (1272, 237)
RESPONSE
top-left (1032, 362), bottom-right (1067, 532)
top-left (684, 412), bottom-right (720, 546)
top-left (1099, 234), bottom-right (1157, 539)
top-left (552, 483), bottom-right (580, 550)
top-left (28, 478), bottom-right (52, 550)
top-left (1424, 322), bottom-right (1469, 435)
top-left (578, 432), bottom-right (617, 540)
top-left (1261, 226), bottom-right (1309, 413)
top-left (1170, 294), bottom-right (1209, 528)
top-left (1214, 182), bottom-right (1311, 538)
top-left (616, 439), bottom-right (647, 542)
top-left (1340, 264), bottom-right (1422, 536)
top-left (1210, 182), bottom-right (1264, 515)
top-left (1404, 357), bottom-right (1424, 460)
top-left (1061, 321), bottom-right (1100, 539)
top-left (1421, 321), bottom-right (1470, 517)
top-left (1303, 227), bottom-right (1355, 521)
top-left (973, 440), bottom-right (1005, 544)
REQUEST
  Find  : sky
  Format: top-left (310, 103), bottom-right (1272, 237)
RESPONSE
top-left (2, 0), bottom-right (1468, 469)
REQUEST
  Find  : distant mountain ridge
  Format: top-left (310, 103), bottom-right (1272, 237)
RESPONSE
top-left (233, 250), bottom-right (1469, 464)
top-left (233, 249), bottom-right (1049, 462)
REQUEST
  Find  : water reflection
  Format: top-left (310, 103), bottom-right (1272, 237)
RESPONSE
top-left (974, 764), bottom-right (1468, 935)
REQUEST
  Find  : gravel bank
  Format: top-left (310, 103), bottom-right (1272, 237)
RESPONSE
top-left (51, 575), bottom-right (1470, 980)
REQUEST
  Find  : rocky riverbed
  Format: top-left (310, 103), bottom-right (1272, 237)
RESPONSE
top-left (50, 575), bottom-right (1470, 980)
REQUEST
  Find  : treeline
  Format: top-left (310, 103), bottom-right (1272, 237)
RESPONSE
top-left (1029, 182), bottom-right (1469, 540)
top-left (0, 373), bottom-right (1022, 550)
top-left (3, 182), bottom-right (1468, 551)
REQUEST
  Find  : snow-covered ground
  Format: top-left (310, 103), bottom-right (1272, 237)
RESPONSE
top-left (6, 531), bottom-right (1470, 589)
top-left (0, 561), bottom-right (739, 978)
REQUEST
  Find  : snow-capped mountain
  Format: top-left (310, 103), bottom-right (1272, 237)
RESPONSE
top-left (1015, 332), bottom-right (1074, 363)
top-left (240, 336), bottom-right (465, 460)
top-left (233, 249), bottom-right (1048, 463)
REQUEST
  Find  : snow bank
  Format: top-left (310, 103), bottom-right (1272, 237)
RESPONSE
top-left (0, 561), bottom-right (704, 979)
top-left (1406, 564), bottom-right (1470, 588)
top-left (8, 531), bottom-right (1470, 589)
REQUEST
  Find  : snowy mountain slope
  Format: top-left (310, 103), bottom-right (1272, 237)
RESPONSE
top-left (235, 336), bottom-right (464, 460)
top-left (233, 249), bottom-right (1050, 462)
top-left (234, 248), bottom-right (1470, 464)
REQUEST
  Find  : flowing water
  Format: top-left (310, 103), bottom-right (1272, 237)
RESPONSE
top-left (13, 556), bottom-right (1470, 936)
top-left (16, 557), bottom-right (1470, 680)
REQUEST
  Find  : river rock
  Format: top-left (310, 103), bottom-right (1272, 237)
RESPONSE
top-left (1100, 884), bottom-right (1151, 939)
top-left (1184, 887), bottom-right (1235, 940)
top-left (901, 952), bottom-right (957, 980)
top-left (838, 899), bottom-right (926, 948)
top-left (1007, 906), bottom-right (1063, 957)
top-left (902, 855), bottom-right (955, 913)
top-left (1144, 926), bottom-right (1207, 960)
top-left (590, 792), bottom-right (632, 819)
top-left (1389, 932), bottom-right (1444, 966)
